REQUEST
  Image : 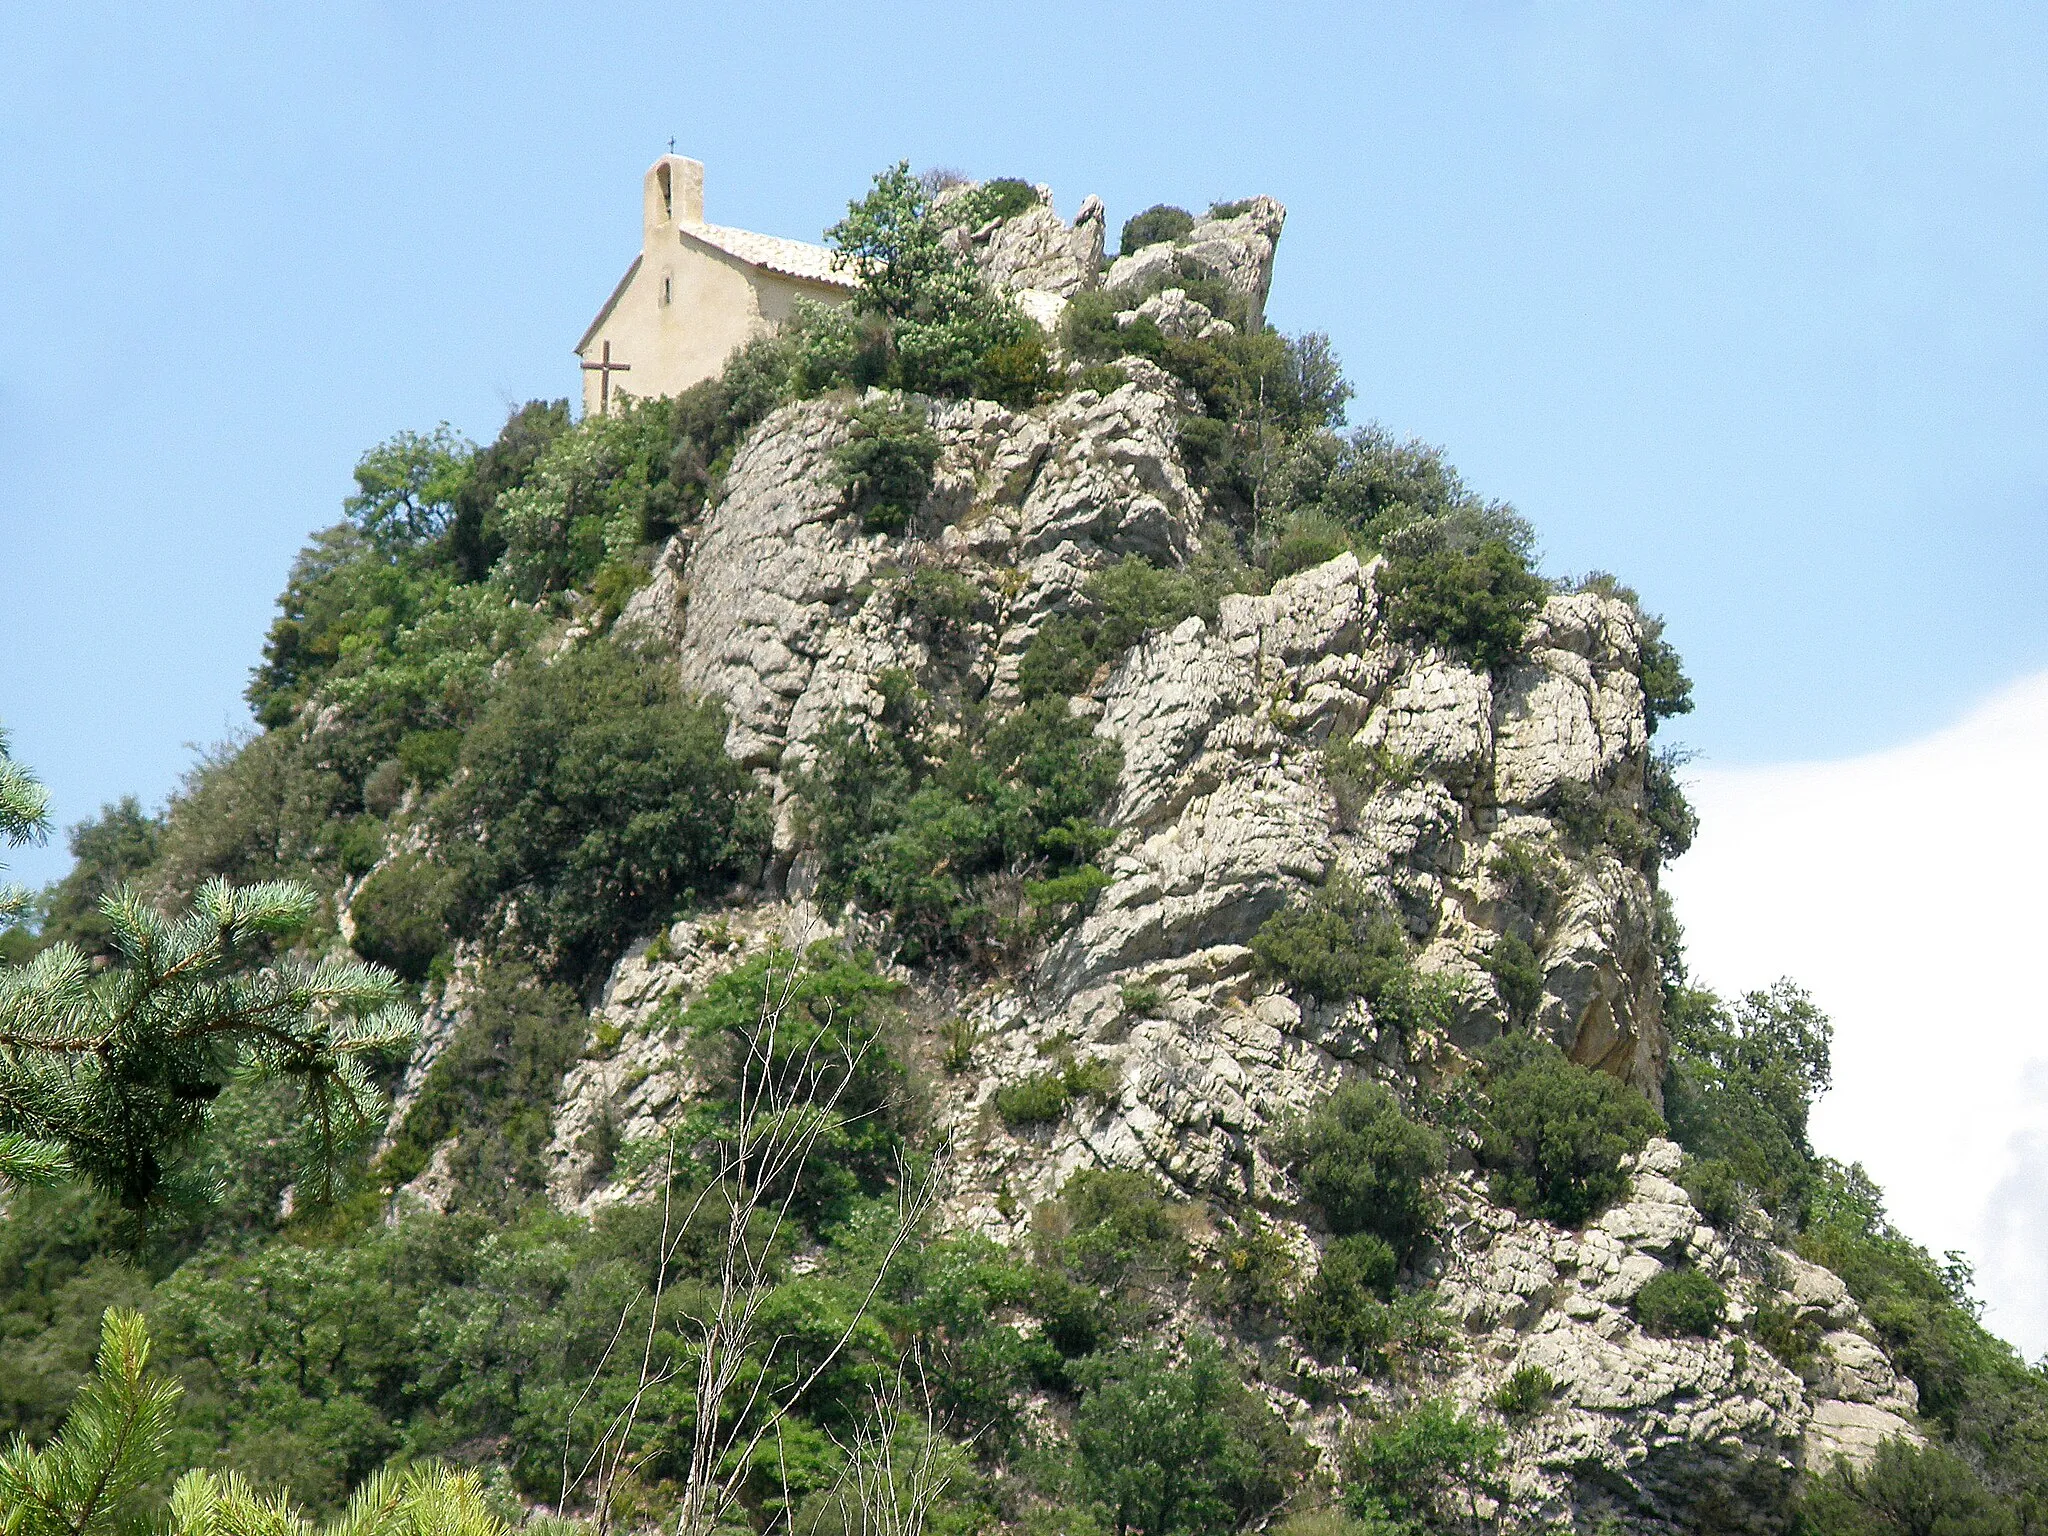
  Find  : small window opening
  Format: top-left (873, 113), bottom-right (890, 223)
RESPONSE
top-left (661, 274), bottom-right (673, 306)
top-left (657, 163), bottom-right (673, 221)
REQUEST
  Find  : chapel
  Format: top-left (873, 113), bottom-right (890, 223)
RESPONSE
top-left (575, 154), bottom-right (855, 415)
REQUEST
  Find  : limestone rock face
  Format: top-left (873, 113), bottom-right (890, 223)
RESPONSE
top-left (534, 353), bottom-right (1923, 1532)
top-left (1420, 1139), bottom-right (1922, 1530)
top-left (1105, 196), bottom-right (1287, 327)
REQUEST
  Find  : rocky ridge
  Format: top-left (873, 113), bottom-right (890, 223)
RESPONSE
top-left (389, 181), bottom-right (1921, 1529)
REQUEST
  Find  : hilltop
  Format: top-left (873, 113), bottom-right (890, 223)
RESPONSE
top-left (3, 165), bottom-right (2042, 1536)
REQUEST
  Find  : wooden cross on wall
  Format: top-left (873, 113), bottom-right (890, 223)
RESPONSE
top-left (581, 340), bottom-right (631, 413)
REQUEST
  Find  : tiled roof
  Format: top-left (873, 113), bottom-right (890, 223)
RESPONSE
top-left (683, 223), bottom-right (856, 289)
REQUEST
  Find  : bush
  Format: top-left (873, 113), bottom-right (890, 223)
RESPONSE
top-left (795, 676), bottom-right (1119, 967)
top-left (666, 942), bottom-right (907, 1225)
top-left (1472, 1036), bottom-right (1663, 1227)
top-left (1015, 553), bottom-right (1248, 703)
top-left (1073, 1338), bottom-right (1306, 1536)
top-left (1279, 1081), bottom-right (1443, 1259)
top-left (1798, 1436), bottom-right (2016, 1535)
top-left (348, 851), bottom-right (455, 982)
top-left (1635, 1268), bottom-right (1726, 1337)
top-left (436, 639), bottom-right (767, 982)
top-left (1485, 932), bottom-right (1544, 1025)
top-left (1492, 1363), bottom-right (1557, 1422)
top-left (833, 403), bottom-right (941, 535)
top-left (1292, 1233), bottom-right (1398, 1363)
top-left (1378, 538), bottom-right (1548, 671)
top-left (1251, 880), bottom-right (1454, 1037)
top-left (994, 1054), bottom-right (1118, 1128)
top-left (1208, 199), bottom-right (1258, 221)
top-left (1200, 1213), bottom-right (1297, 1320)
top-left (1753, 1298), bottom-right (1822, 1371)
top-left (1342, 1398), bottom-right (1500, 1530)
top-left (376, 961), bottom-right (587, 1208)
top-left (1120, 204), bottom-right (1195, 254)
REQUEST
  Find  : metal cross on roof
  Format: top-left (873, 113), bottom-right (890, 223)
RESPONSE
top-left (581, 340), bottom-right (631, 413)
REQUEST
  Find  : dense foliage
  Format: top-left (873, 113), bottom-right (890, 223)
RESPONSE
top-left (1469, 1036), bottom-right (1664, 1228)
top-left (794, 672), bottom-right (1119, 967)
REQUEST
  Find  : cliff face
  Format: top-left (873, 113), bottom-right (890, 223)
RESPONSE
top-left (380, 188), bottom-right (1922, 1532)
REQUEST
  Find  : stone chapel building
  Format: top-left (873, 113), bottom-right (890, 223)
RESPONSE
top-left (575, 154), bottom-right (855, 415)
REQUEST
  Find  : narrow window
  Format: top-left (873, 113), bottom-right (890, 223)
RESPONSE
top-left (657, 163), bottom-right (673, 221)
top-left (661, 274), bottom-right (673, 306)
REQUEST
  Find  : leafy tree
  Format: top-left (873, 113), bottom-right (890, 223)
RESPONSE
top-left (822, 162), bottom-right (1041, 400)
top-left (1341, 1398), bottom-right (1499, 1533)
top-left (1073, 1338), bottom-right (1304, 1536)
top-left (1798, 1436), bottom-right (2016, 1536)
top-left (0, 877), bottom-right (414, 1216)
top-left (1663, 981), bottom-right (1832, 1225)
top-left (1278, 1082), bottom-right (1443, 1260)
top-left (344, 425), bottom-right (475, 552)
top-left (447, 399), bottom-right (572, 581)
top-left (1471, 1036), bottom-right (1662, 1228)
top-left (437, 639), bottom-right (767, 982)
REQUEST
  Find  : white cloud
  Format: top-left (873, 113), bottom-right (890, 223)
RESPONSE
top-left (1662, 670), bottom-right (2048, 1359)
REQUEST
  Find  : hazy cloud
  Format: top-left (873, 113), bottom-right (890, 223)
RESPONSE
top-left (1663, 670), bottom-right (2048, 1357)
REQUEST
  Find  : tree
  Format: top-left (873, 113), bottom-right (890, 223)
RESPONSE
top-left (1073, 1339), bottom-right (1300, 1536)
top-left (1, 872), bottom-right (416, 1216)
top-left (0, 1306), bottom-right (507, 1536)
top-left (344, 425), bottom-right (475, 552)
top-left (0, 725), bottom-right (51, 927)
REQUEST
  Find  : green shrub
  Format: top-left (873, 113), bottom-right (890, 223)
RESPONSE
top-left (1278, 1081), bottom-right (1443, 1259)
top-left (944, 177), bottom-right (1038, 226)
top-left (1798, 1437), bottom-right (2016, 1536)
top-left (1472, 1036), bottom-right (1663, 1227)
top-left (376, 961), bottom-right (586, 1208)
top-left (995, 1054), bottom-right (1118, 1128)
top-left (1645, 745), bottom-right (1699, 861)
top-left (1261, 508), bottom-right (1355, 581)
top-left (1251, 880), bottom-right (1454, 1037)
top-left (1293, 1233), bottom-right (1399, 1364)
top-left (1073, 363), bottom-right (1129, 396)
top-left (1492, 1363), bottom-right (1557, 1422)
top-left (1120, 980), bottom-right (1164, 1017)
top-left (941, 1015), bottom-right (981, 1073)
top-left (1208, 199), bottom-right (1258, 221)
top-left (1378, 538), bottom-right (1548, 671)
top-left (795, 676), bottom-right (1119, 967)
top-left (975, 330), bottom-right (1057, 408)
top-left (1634, 1268), bottom-right (1726, 1337)
top-left (899, 565), bottom-right (983, 640)
top-left (436, 639), bottom-right (767, 982)
top-left (1680, 1155), bottom-right (1748, 1230)
top-left (1752, 1298), bottom-right (1822, 1372)
top-left (348, 851), bottom-right (455, 982)
top-left (1200, 1212), bottom-right (1297, 1320)
top-left (1073, 1338), bottom-right (1307, 1536)
top-left (833, 403), bottom-right (941, 535)
top-left (1485, 932), bottom-right (1545, 1025)
top-left (396, 728), bottom-right (462, 788)
top-left (1342, 1398), bottom-right (1500, 1530)
top-left (1016, 553), bottom-right (1246, 703)
top-left (664, 941), bottom-right (907, 1225)
top-left (1120, 204), bottom-right (1195, 254)
top-left (1322, 733), bottom-right (1416, 827)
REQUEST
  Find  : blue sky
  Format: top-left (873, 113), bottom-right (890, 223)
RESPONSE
top-left (2, 1), bottom-right (2043, 879)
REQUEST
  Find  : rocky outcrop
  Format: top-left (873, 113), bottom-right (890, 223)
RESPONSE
top-left (1105, 196), bottom-right (1287, 328)
top-left (552, 220), bottom-right (1921, 1527)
